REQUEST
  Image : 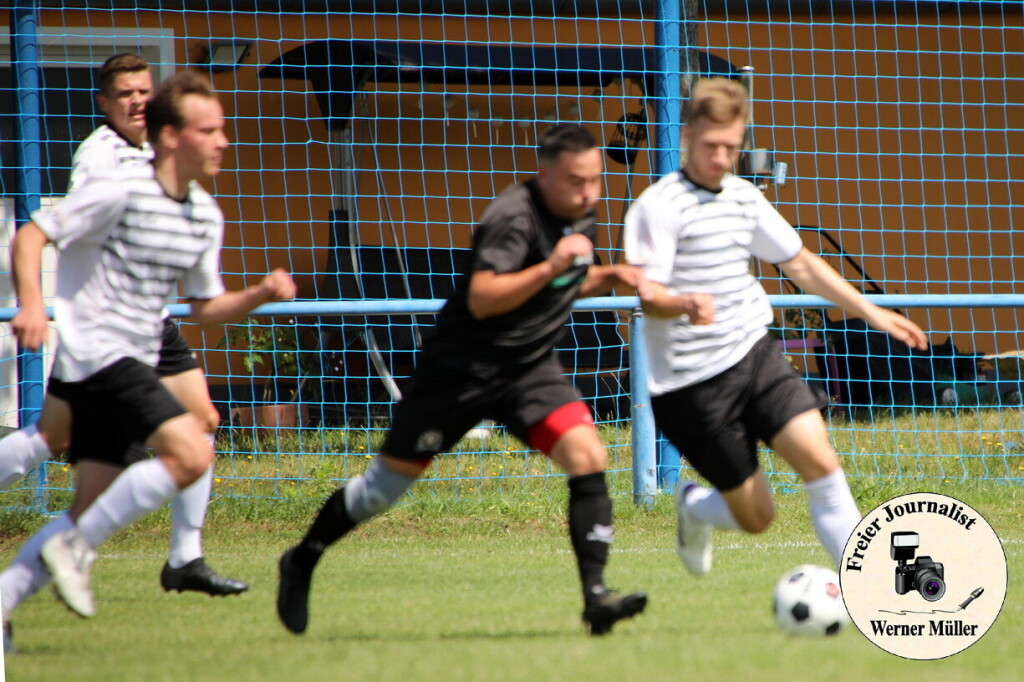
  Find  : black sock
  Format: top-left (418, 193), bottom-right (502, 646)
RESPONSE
top-left (567, 472), bottom-right (613, 602)
top-left (291, 486), bottom-right (357, 570)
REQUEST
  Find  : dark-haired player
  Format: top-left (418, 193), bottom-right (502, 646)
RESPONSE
top-left (278, 123), bottom-right (650, 637)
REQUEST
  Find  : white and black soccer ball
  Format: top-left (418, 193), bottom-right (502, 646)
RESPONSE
top-left (772, 564), bottom-right (849, 636)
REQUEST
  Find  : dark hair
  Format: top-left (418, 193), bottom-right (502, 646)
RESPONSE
top-left (97, 53), bottom-right (150, 95)
top-left (687, 77), bottom-right (749, 125)
top-left (145, 71), bottom-right (218, 143)
top-left (538, 123), bottom-right (597, 164)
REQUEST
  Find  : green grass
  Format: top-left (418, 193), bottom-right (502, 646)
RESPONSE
top-left (2, 480), bottom-right (1022, 681)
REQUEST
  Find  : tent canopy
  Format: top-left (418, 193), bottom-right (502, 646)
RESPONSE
top-left (260, 39), bottom-right (740, 130)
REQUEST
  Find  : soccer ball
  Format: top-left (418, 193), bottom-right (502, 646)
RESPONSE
top-left (772, 564), bottom-right (849, 636)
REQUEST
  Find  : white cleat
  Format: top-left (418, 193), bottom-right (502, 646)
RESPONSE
top-left (41, 529), bottom-right (97, 618)
top-left (675, 481), bottom-right (712, 576)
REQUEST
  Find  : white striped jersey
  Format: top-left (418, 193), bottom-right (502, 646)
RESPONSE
top-left (31, 165), bottom-right (225, 381)
top-left (624, 170), bottom-right (803, 396)
top-left (67, 123), bottom-right (153, 193)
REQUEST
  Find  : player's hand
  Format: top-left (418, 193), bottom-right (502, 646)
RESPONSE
top-left (548, 233), bottom-right (594, 274)
top-left (867, 308), bottom-right (928, 350)
top-left (260, 268), bottom-right (297, 302)
top-left (618, 266), bottom-right (663, 303)
top-left (678, 293), bottom-right (715, 325)
top-left (11, 306), bottom-right (50, 351)
top-left (612, 264), bottom-right (645, 289)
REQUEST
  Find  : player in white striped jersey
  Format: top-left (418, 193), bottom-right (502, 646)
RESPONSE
top-left (7, 71), bottom-right (295, 625)
top-left (67, 55), bottom-right (153, 192)
top-left (67, 55), bottom-right (248, 595)
top-left (0, 57), bottom-right (244, 651)
top-left (624, 78), bottom-right (927, 576)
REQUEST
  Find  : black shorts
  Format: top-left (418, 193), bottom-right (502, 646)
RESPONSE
top-left (652, 334), bottom-right (828, 491)
top-left (47, 357), bottom-right (187, 466)
top-left (380, 354), bottom-right (582, 461)
top-left (123, 319), bottom-right (198, 463)
top-left (156, 318), bottom-right (200, 377)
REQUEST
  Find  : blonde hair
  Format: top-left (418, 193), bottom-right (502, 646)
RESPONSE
top-left (687, 77), bottom-right (749, 125)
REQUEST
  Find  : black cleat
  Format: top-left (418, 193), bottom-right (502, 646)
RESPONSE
top-left (160, 558), bottom-right (249, 596)
top-left (582, 589), bottom-right (648, 636)
top-left (3, 620), bottom-right (13, 655)
top-left (277, 546), bottom-right (314, 634)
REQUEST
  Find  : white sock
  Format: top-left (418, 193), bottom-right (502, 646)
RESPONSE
top-left (0, 513), bottom-right (73, 620)
top-left (0, 425), bottom-right (55, 490)
top-left (805, 468), bottom-right (861, 567)
top-left (168, 459), bottom-right (212, 569)
top-left (76, 458), bottom-right (180, 549)
top-left (684, 484), bottom-right (741, 530)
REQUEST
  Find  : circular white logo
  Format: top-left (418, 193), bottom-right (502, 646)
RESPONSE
top-left (840, 492), bottom-right (1007, 660)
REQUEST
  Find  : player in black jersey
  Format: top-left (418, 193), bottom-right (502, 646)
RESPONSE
top-left (278, 124), bottom-right (651, 637)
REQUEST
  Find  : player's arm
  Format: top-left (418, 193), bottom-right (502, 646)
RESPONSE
top-left (467, 232), bottom-right (592, 319)
top-left (578, 263), bottom-right (649, 298)
top-left (621, 197), bottom-right (713, 323)
top-left (637, 281), bottom-right (714, 324)
top-left (778, 247), bottom-right (927, 350)
top-left (10, 222), bottom-right (53, 351)
top-left (188, 268), bottom-right (297, 326)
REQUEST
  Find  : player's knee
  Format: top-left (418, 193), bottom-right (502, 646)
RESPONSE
top-left (345, 457), bottom-right (417, 523)
top-left (199, 405), bottom-right (220, 434)
top-left (155, 419), bottom-right (215, 480)
top-left (578, 443), bottom-right (607, 473)
top-left (558, 441), bottom-right (606, 476)
top-left (738, 505), bottom-right (775, 533)
top-left (38, 428), bottom-right (70, 456)
top-left (180, 443), bottom-right (214, 480)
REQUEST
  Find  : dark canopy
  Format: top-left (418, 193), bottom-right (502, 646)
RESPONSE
top-left (260, 39), bottom-right (739, 130)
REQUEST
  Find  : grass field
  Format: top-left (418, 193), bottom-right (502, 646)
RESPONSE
top-left (1, 478), bottom-right (1021, 681)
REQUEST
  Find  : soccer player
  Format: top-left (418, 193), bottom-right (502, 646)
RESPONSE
top-left (0, 56), bottom-right (244, 650)
top-left (277, 123), bottom-right (649, 637)
top-left (623, 78), bottom-right (928, 575)
top-left (9, 71), bottom-right (296, 626)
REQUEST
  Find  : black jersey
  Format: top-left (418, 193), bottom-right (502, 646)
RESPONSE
top-left (422, 179), bottom-right (596, 370)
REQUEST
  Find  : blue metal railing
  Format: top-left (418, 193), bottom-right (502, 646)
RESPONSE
top-left (6, 293), bottom-right (1024, 508)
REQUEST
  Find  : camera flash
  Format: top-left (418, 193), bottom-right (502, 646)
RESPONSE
top-left (892, 532), bottom-right (920, 547)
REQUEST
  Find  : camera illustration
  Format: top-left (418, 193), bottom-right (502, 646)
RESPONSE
top-left (891, 531), bottom-right (946, 601)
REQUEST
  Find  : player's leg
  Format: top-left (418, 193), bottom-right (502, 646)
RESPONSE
top-left (0, 511), bottom-right (74, 648)
top-left (741, 337), bottom-right (858, 566)
top-left (513, 360), bottom-right (646, 636)
top-left (541, 413), bottom-right (647, 635)
top-left (651, 358), bottom-right (761, 576)
top-left (34, 458), bottom-right (127, 618)
top-left (44, 415), bottom-right (212, 617)
top-left (41, 359), bottom-right (212, 616)
top-left (157, 364), bottom-right (246, 595)
top-left (0, 394), bottom-right (71, 489)
top-left (769, 409), bottom-right (860, 566)
top-left (277, 364), bottom-right (476, 634)
top-left (277, 453), bottom-right (429, 634)
top-left (0, 443), bottom-right (124, 637)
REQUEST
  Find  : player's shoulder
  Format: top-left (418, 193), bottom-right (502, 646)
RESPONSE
top-left (635, 170), bottom-right (691, 206)
top-left (480, 182), bottom-right (533, 226)
top-left (185, 182), bottom-right (225, 220)
top-left (77, 123), bottom-right (117, 146)
top-left (74, 125), bottom-right (125, 157)
top-left (721, 173), bottom-right (764, 197)
top-left (71, 165), bottom-right (145, 194)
